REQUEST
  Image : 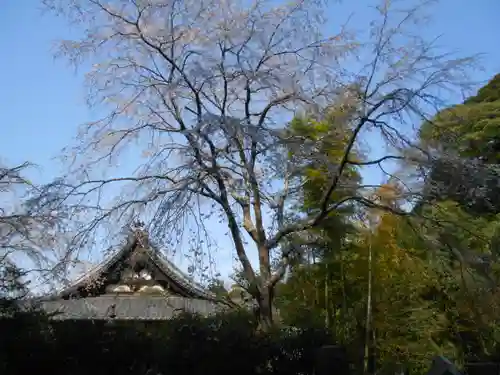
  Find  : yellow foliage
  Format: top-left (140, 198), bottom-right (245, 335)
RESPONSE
top-left (349, 212), bottom-right (451, 373)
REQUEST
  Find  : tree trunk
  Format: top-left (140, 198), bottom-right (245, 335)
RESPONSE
top-left (363, 237), bottom-right (374, 375)
top-left (257, 285), bottom-right (274, 331)
top-left (325, 264), bottom-right (331, 330)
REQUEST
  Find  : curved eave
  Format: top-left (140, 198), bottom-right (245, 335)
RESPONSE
top-left (54, 236), bottom-right (135, 298)
top-left (148, 245), bottom-right (216, 301)
top-left (51, 234), bottom-right (216, 301)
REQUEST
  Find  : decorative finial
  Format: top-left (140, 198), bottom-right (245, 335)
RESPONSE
top-left (132, 219), bottom-right (145, 229)
top-left (131, 219), bottom-right (149, 249)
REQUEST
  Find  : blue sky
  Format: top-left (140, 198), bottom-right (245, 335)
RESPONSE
top-left (1, 0), bottom-right (499, 282)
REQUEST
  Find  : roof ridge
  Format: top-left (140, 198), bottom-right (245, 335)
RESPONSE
top-left (51, 230), bottom-right (216, 301)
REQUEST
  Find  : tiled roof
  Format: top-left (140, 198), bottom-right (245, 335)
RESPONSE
top-left (55, 228), bottom-right (216, 301)
top-left (38, 295), bottom-right (221, 320)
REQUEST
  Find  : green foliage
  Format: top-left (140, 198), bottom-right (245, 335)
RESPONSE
top-left (364, 213), bottom-right (458, 374)
top-left (419, 74), bottom-right (500, 216)
top-left (277, 138), bottom-right (500, 375)
top-left (289, 109), bottom-right (361, 212)
top-left (466, 74), bottom-right (500, 104)
top-left (279, 76), bottom-right (500, 373)
top-left (0, 264), bottom-right (29, 317)
top-left (420, 74), bottom-right (500, 163)
top-left (421, 102), bottom-right (500, 163)
top-left (286, 107), bottom-right (362, 262)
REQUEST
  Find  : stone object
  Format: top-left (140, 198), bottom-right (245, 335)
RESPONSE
top-left (426, 356), bottom-right (461, 375)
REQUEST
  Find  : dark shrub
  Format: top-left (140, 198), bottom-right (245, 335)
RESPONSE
top-left (0, 308), bottom-right (336, 375)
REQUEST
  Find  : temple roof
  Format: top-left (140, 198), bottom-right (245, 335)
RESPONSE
top-left (50, 222), bottom-right (216, 302)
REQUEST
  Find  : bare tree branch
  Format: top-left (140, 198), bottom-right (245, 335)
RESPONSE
top-left (0, 161), bottom-right (70, 296)
top-left (41, 0), bottom-right (477, 329)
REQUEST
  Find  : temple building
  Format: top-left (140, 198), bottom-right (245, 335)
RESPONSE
top-left (37, 221), bottom-right (222, 320)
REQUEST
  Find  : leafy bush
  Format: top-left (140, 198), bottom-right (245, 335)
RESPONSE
top-left (0, 309), bottom-right (336, 375)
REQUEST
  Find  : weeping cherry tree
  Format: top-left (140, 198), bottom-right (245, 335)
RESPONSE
top-left (42, 0), bottom-right (475, 329)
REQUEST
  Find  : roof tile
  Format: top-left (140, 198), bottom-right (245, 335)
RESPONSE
top-left (40, 296), bottom-right (220, 320)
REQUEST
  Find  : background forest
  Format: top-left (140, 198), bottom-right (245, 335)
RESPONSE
top-left (1, 1), bottom-right (500, 374)
top-left (206, 73), bottom-right (500, 374)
